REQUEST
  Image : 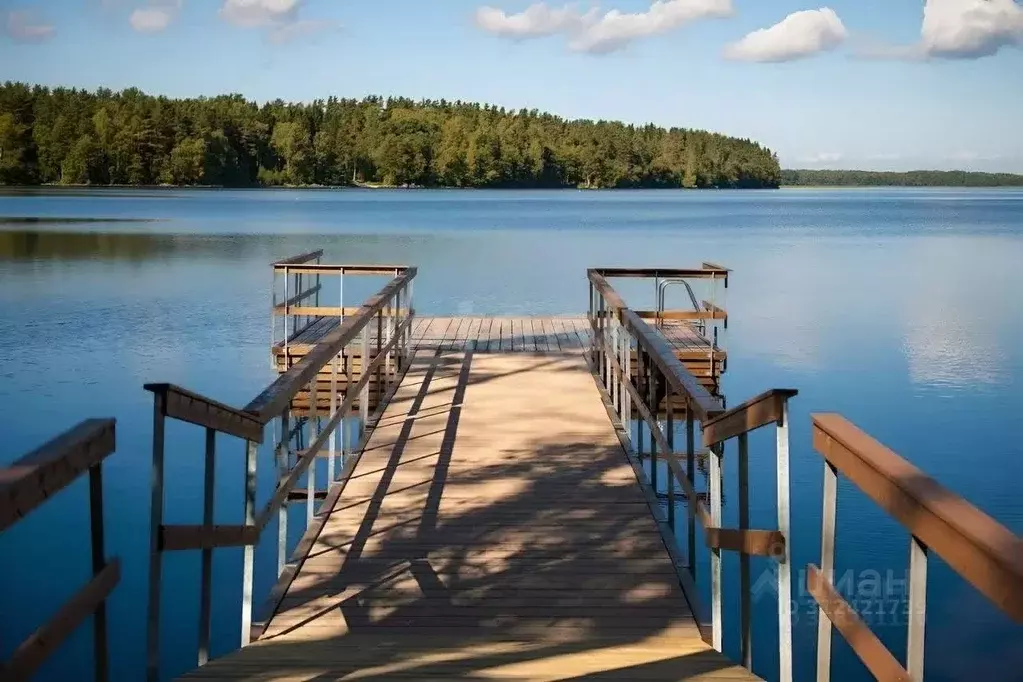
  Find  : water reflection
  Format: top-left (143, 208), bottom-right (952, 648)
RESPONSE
top-left (0, 230), bottom-right (182, 261)
top-left (901, 237), bottom-right (1015, 391)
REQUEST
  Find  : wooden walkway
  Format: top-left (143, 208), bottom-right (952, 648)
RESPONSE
top-left (279, 316), bottom-right (720, 360)
top-left (182, 349), bottom-right (760, 680)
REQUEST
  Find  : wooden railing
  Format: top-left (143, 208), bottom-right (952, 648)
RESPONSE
top-left (271, 249), bottom-right (323, 352)
top-left (272, 253), bottom-right (412, 362)
top-left (144, 265), bottom-right (416, 681)
top-left (588, 269), bottom-right (797, 682)
top-left (808, 414), bottom-right (1023, 682)
top-left (0, 419), bottom-right (119, 682)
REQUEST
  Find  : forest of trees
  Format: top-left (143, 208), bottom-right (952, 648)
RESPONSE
top-left (0, 82), bottom-right (781, 190)
top-left (781, 169), bottom-right (1023, 187)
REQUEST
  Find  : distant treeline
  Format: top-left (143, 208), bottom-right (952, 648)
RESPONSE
top-left (0, 82), bottom-right (781, 190)
top-left (781, 169), bottom-right (1023, 187)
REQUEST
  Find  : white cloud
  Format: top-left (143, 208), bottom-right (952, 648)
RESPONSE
top-left (571, 0), bottom-right (734, 53)
top-left (724, 8), bottom-right (846, 62)
top-left (919, 0), bottom-right (1023, 58)
top-left (475, 3), bottom-right (593, 39)
top-left (5, 10), bottom-right (56, 42)
top-left (219, 0), bottom-right (335, 44)
top-left (220, 0), bottom-right (300, 28)
top-left (267, 18), bottom-right (337, 44)
top-left (862, 0), bottom-right (1023, 60)
top-left (475, 0), bottom-right (733, 53)
top-left (129, 1), bottom-right (182, 33)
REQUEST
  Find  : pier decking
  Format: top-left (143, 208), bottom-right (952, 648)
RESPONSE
top-left (183, 349), bottom-right (759, 680)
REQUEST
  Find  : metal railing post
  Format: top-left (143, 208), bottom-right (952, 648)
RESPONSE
top-left (277, 411), bottom-right (289, 578)
top-left (686, 400), bottom-right (696, 575)
top-left (666, 393), bottom-right (675, 530)
top-left (198, 428), bottom-right (215, 667)
top-left (328, 353), bottom-right (339, 484)
top-left (636, 349), bottom-right (645, 457)
top-left (777, 400), bottom-right (793, 682)
top-left (270, 270), bottom-right (277, 368)
top-left (307, 378), bottom-right (318, 527)
top-left (649, 361), bottom-right (659, 496)
top-left (598, 297), bottom-right (606, 389)
top-left (385, 297), bottom-right (393, 384)
top-left (710, 442), bottom-right (723, 651)
top-left (588, 281), bottom-right (595, 364)
top-left (376, 310), bottom-right (384, 412)
top-left (283, 266), bottom-right (290, 363)
top-left (738, 431), bottom-right (751, 669)
top-left (146, 393), bottom-right (166, 682)
top-left (816, 461), bottom-right (838, 682)
top-left (89, 462), bottom-right (109, 682)
top-left (240, 440), bottom-right (257, 647)
top-left (907, 538), bottom-right (928, 681)
top-left (361, 324), bottom-right (370, 431)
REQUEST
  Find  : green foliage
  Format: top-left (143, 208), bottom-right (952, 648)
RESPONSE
top-left (0, 82), bottom-right (782, 189)
top-left (60, 135), bottom-right (100, 184)
top-left (781, 169), bottom-right (1023, 187)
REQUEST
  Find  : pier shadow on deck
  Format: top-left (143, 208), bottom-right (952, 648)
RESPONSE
top-left (181, 350), bottom-right (759, 680)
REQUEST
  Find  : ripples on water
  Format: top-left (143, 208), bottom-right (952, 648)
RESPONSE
top-left (0, 188), bottom-right (1020, 681)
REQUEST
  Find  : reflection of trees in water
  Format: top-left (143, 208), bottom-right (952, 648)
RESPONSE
top-left (0, 230), bottom-right (312, 262)
top-left (0, 230), bottom-right (178, 260)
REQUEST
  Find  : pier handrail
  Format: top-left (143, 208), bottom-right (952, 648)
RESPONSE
top-left (589, 270), bottom-right (720, 421)
top-left (809, 414), bottom-right (1023, 682)
top-left (0, 419), bottom-right (119, 682)
top-left (144, 265), bottom-right (417, 681)
top-left (594, 266), bottom-right (730, 281)
top-left (271, 249), bottom-right (323, 267)
top-left (588, 268), bottom-right (796, 682)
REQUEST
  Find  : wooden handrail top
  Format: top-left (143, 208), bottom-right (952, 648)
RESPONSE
top-left (272, 263), bottom-right (409, 275)
top-left (271, 250), bottom-right (323, 267)
top-left (588, 270), bottom-right (629, 312)
top-left (813, 414), bottom-right (1023, 622)
top-left (246, 268), bottom-right (417, 422)
top-left (0, 419), bottom-right (116, 533)
top-left (702, 388), bottom-right (797, 446)
top-left (592, 267), bottom-right (730, 279)
top-left (144, 383), bottom-right (265, 442)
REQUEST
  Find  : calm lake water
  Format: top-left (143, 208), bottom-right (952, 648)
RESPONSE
top-left (1, 187), bottom-right (1021, 681)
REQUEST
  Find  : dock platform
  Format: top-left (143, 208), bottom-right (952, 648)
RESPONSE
top-left (180, 349), bottom-right (760, 681)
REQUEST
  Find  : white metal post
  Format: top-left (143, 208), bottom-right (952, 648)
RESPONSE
top-left (710, 442), bottom-right (723, 651)
top-left (328, 354), bottom-right (338, 484)
top-left (777, 401), bottom-right (793, 682)
top-left (816, 461), bottom-right (838, 682)
top-left (277, 411), bottom-right (289, 578)
top-left (907, 538), bottom-right (928, 681)
top-left (240, 440), bottom-right (257, 647)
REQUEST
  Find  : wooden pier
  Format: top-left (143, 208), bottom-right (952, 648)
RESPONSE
top-left (3, 251), bottom-right (1021, 682)
top-left (185, 348), bottom-right (758, 680)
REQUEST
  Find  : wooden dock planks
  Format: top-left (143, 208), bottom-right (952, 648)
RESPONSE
top-left (183, 351), bottom-right (758, 681)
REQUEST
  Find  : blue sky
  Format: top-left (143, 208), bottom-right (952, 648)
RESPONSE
top-left (2, 0), bottom-right (1022, 172)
